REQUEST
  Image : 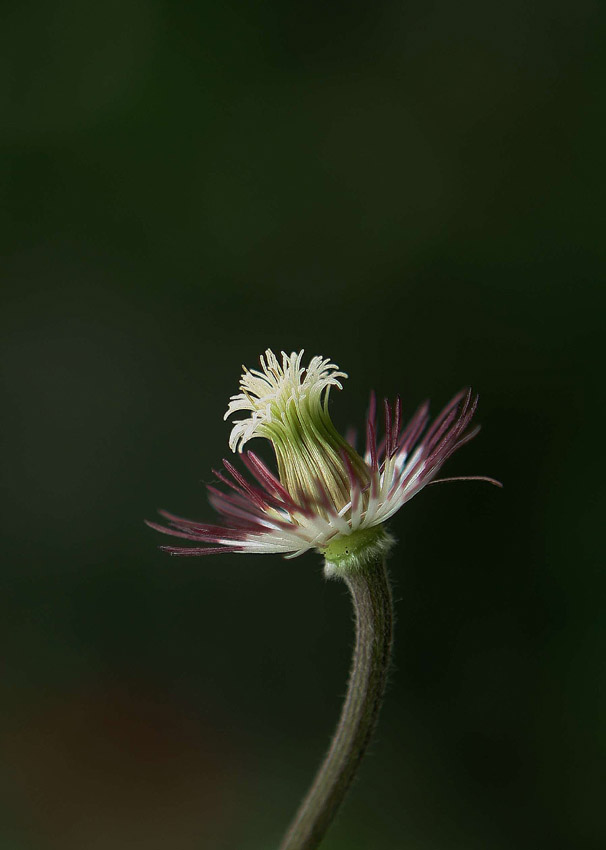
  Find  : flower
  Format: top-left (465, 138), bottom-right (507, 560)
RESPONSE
top-left (147, 349), bottom-right (496, 573)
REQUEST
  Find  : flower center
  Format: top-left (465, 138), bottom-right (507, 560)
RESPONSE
top-left (225, 350), bottom-right (369, 512)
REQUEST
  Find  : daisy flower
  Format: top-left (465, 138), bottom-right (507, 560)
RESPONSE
top-left (147, 349), bottom-right (495, 574)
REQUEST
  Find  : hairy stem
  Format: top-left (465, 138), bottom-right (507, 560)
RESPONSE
top-left (278, 557), bottom-right (394, 850)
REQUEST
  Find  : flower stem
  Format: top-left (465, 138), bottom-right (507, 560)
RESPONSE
top-left (278, 556), bottom-right (394, 850)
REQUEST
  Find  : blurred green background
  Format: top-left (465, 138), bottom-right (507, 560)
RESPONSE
top-left (1, 1), bottom-right (604, 848)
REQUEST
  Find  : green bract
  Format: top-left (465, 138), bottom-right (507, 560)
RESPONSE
top-left (324, 526), bottom-right (394, 577)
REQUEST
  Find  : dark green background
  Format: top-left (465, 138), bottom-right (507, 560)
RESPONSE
top-left (1, 1), bottom-right (604, 848)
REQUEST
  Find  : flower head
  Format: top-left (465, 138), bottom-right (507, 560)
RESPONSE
top-left (147, 349), bottom-right (497, 573)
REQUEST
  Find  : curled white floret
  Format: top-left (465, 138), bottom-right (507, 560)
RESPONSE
top-left (225, 349), bottom-right (347, 453)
